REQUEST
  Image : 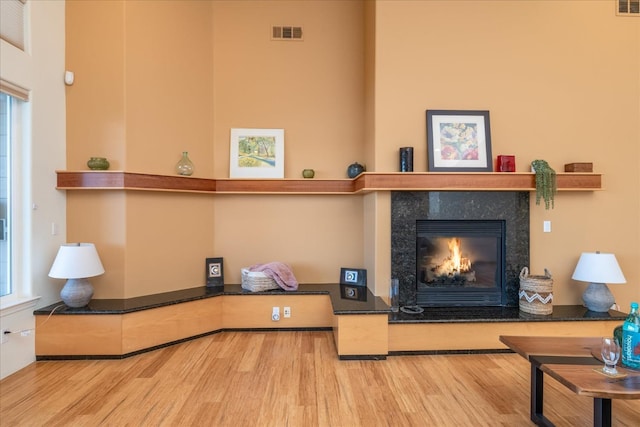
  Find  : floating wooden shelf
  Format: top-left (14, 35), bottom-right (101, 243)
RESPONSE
top-left (55, 171), bottom-right (602, 195)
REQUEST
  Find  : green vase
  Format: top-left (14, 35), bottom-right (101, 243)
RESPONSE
top-left (87, 157), bottom-right (110, 170)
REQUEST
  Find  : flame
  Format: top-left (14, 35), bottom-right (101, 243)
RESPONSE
top-left (434, 238), bottom-right (471, 276)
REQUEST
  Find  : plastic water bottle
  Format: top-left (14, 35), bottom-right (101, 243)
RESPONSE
top-left (621, 302), bottom-right (640, 369)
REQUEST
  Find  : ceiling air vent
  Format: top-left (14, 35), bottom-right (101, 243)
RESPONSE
top-left (617, 0), bottom-right (639, 15)
top-left (272, 26), bottom-right (303, 41)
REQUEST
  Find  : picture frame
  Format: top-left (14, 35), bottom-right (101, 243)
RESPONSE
top-left (229, 128), bottom-right (284, 178)
top-left (206, 257), bottom-right (224, 287)
top-left (426, 110), bottom-right (493, 172)
top-left (339, 267), bottom-right (367, 287)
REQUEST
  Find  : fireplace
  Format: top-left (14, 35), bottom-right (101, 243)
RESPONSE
top-left (416, 219), bottom-right (506, 307)
top-left (391, 191), bottom-right (529, 308)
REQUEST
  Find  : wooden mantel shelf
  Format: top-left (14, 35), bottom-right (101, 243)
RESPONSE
top-left (55, 170), bottom-right (602, 195)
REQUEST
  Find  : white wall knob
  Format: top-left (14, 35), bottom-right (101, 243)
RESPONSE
top-left (64, 71), bottom-right (74, 85)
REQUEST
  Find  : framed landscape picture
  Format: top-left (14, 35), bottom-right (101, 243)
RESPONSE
top-left (426, 110), bottom-right (492, 172)
top-left (230, 128), bottom-right (284, 178)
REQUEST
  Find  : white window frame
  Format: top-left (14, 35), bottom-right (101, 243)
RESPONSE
top-left (0, 91), bottom-right (32, 310)
top-left (0, 0), bottom-right (38, 313)
top-left (1, 93), bottom-right (14, 299)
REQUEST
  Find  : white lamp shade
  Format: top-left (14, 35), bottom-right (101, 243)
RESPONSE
top-left (48, 243), bottom-right (105, 279)
top-left (571, 252), bottom-right (626, 284)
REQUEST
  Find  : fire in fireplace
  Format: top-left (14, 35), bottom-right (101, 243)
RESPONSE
top-left (416, 220), bottom-right (506, 307)
top-left (421, 237), bottom-right (475, 285)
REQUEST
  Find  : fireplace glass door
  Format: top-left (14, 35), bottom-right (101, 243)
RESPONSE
top-left (416, 220), bottom-right (506, 307)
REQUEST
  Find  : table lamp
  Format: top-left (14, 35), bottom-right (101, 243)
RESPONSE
top-left (48, 243), bottom-right (105, 307)
top-left (571, 251), bottom-right (626, 312)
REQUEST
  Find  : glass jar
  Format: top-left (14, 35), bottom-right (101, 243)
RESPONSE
top-left (176, 151), bottom-right (194, 176)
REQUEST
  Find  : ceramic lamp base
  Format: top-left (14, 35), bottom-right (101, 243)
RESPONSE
top-left (60, 278), bottom-right (94, 307)
top-left (582, 282), bottom-right (615, 312)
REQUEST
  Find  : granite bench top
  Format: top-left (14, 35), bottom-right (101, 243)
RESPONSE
top-left (34, 284), bottom-right (626, 324)
top-left (34, 284), bottom-right (390, 316)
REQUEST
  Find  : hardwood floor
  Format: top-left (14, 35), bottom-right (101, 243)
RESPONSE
top-left (1, 331), bottom-right (638, 426)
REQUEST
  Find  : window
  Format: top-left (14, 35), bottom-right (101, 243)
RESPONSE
top-left (0, 87), bottom-right (27, 302)
top-left (1, 0), bottom-right (29, 305)
top-left (0, 93), bottom-right (13, 297)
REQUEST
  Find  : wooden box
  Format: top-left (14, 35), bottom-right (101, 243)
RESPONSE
top-left (564, 163), bottom-right (593, 172)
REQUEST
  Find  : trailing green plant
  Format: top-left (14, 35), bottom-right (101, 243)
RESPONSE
top-left (531, 159), bottom-right (557, 209)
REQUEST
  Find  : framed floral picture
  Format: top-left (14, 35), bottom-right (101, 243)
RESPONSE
top-left (426, 110), bottom-right (492, 172)
top-left (229, 128), bottom-right (284, 178)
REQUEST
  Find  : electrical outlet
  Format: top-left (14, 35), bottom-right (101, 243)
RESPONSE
top-left (272, 306), bottom-right (280, 321)
top-left (1, 329), bottom-right (8, 344)
top-left (283, 306), bottom-right (291, 318)
top-left (543, 221), bottom-right (551, 233)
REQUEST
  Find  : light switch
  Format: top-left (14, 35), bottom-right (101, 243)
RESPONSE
top-left (543, 221), bottom-right (551, 233)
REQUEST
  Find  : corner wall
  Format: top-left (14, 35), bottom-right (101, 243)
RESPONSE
top-left (65, 0), bottom-right (216, 298)
top-left (63, 1), bottom-right (639, 307)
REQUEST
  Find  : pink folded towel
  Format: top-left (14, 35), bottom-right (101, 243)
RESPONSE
top-left (249, 262), bottom-right (299, 291)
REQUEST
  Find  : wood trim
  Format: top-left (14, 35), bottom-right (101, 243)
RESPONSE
top-left (56, 171), bottom-right (602, 195)
top-left (55, 171), bottom-right (217, 193)
top-left (355, 172), bottom-right (602, 192)
top-left (214, 178), bottom-right (353, 194)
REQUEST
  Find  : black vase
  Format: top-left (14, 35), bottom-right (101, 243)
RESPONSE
top-left (399, 147), bottom-right (413, 172)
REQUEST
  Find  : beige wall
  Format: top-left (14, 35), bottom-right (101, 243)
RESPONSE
top-left (65, 1), bottom-right (639, 307)
top-left (210, 0), bottom-right (366, 284)
top-left (370, 0), bottom-right (639, 307)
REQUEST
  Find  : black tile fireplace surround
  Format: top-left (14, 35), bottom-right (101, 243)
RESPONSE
top-left (391, 191), bottom-right (530, 308)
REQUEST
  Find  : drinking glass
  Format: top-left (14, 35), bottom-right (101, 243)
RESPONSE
top-left (601, 337), bottom-right (621, 375)
top-left (389, 279), bottom-right (400, 313)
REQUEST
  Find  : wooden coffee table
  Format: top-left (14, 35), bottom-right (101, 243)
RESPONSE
top-left (500, 335), bottom-right (640, 427)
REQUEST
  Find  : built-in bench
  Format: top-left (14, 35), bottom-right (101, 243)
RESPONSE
top-left (34, 284), bottom-right (390, 360)
top-left (388, 305), bottom-right (625, 354)
top-left (34, 285), bottom-right (626, 360)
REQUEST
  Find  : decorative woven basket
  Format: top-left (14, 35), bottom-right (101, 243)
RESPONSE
top-left (241, 268), bottom-right (279, 292)
top-left (519, 267), bottom-right (553, 315)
